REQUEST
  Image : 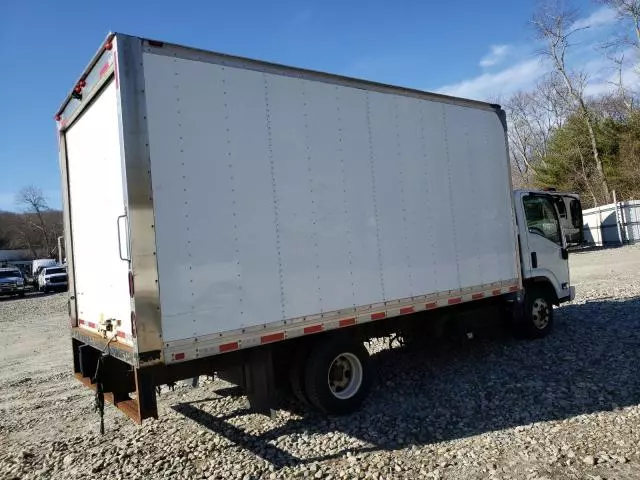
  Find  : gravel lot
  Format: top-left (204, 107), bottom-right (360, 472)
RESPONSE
top-left (1, 245), bottom-right (640, 479)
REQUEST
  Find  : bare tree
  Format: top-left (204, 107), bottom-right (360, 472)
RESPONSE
top-left (15, 186), bottom-right (52, 256)
top-left (532, 3), bottom-right (612, 204)
top-left (505, 78), bottom-right (570, 187)
top-left (600, 0), bottom-right (640, 50)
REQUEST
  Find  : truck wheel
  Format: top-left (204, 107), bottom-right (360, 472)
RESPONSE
top-left (520, 286), bottom-right (554, 338)
top-left (304, 337), bottom-right (371, 415)
top-left (289, 347), bottom-right (311, 406)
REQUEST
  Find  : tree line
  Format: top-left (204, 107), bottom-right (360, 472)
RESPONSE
top-left (0, 186), bottom-right (63, 259)
top-left (506, 0), bottom-right (640, 208)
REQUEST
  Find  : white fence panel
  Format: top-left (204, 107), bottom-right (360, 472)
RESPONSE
top-left (582, 200), bottom-right (640, 246)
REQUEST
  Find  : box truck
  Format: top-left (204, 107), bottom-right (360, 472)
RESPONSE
top-left (55, 33), bottom-right (582, 426)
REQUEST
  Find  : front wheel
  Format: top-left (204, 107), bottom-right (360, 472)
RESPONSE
top-left (519, 286), bottom-right (554, 338)
top-left (304, 337), bottom-right (371, 415)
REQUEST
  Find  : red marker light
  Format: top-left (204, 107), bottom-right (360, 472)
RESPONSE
top-left (130, 311), bottom-right (137, 338)
top-left (128, 271), bottom-right (134, 298)
top-left (104, 42), bottom-right (113, 51)
top-left (55, 114), bottom-right (62, 121)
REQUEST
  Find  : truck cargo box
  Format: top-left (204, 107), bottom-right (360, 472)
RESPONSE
top-left (56, 33), bottom-right (525, 423)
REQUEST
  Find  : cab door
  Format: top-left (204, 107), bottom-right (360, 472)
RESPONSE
top-left (517, 192), bottom-right (572, 302)
top-left (552, 194), bottom-right (584, 246)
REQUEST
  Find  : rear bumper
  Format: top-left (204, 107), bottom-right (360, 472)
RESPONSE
top-left (0, 285), bottom-right (24, 295)
top-left (72, 337), bottom-right (157, 425)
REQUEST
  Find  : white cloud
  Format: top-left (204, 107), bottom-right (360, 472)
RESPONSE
top-left (437, 59), bottom-right (541, 101)
top-left (479, 45), bottom-right (511, 68)
top-left (584, 56), bottom-right (640, 97)
top-left (571, 6), bottom-right (618, 30)
top-left (434, 6), bottom-right (629, 102)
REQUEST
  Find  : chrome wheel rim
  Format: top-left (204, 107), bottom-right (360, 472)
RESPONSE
top-left (532, 298), bottom-right (550, 329)
top-left (327, 353), bottom-right (363, 400)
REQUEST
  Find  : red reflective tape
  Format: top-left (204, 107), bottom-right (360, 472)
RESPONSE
top-left (79, 319), bottom-right (85, 325)
top-left (509, 286), bottom-right (520, 292)
top-left (371, 312), bottom-right (386, 321)
top-left (174, 353), bottom-right (185, 360)
top-left (492, 289), bottom-right (502, 296)
top-left (472, 293), bottom-right (484, 300)
top-left (400, 306), bottom-right (414, 315)
top-left (261, 332), bottom-right (284, 344)
top-left (425, 302), bottom-right (438, 310)
top-left (339, 317), bottom-right (356, 327)
top-left (304, 325), bottom-right (323, 335)
top-left (219, 342), bottom-right (238, 353)
top-left (99, 62), bottom-right (110, 78)
top-left (88, 322), bottom-right (97, 329)
top-left (100, 62), bottom-right (111, 78)
top-left (117, 331), bottom-right (126, 338)
top-left (448, 297), bottom-right (462, 305)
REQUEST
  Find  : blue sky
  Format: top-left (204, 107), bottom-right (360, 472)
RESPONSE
top-left (0, 0), bottom-right (628, 211)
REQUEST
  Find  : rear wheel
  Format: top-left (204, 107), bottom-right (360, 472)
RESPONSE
top-left (520, 286), bottom-right (554, 338)
top-left (304, 337), bottom-right (371, 414)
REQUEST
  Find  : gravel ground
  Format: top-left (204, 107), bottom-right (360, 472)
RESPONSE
top-left (1, 245), bottom-right (640, 479)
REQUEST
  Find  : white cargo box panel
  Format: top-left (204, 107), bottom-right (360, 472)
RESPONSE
top-left (64, 78), bottom-right (133, 344)
top-left (140, 43), bottom-right (519, 348)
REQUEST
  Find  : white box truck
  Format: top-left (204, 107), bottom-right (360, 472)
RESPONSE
top-left (55, 33), bottom-right (583, 425)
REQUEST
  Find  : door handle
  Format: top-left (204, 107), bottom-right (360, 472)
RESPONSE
top-left (116, 214), bottom-right (130, 261)
top-left (531, 252), bottom-right (538, 268)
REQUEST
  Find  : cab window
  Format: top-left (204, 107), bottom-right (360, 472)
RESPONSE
top-left (569, 199), bottom-right (582, 229)
top-left (523, 195), bottom-right (562, 245)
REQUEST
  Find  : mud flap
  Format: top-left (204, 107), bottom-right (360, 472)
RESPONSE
top-left (244, 347), bottom-right (276, 418)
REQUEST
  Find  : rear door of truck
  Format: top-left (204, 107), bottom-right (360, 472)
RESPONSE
top-left (61, 69), bottom-right (133, 343)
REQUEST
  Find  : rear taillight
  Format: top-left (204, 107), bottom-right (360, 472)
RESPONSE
top-left (128, 271), bottom-right (134, 298)
top-left (131, 311), bottom-right (137, 338)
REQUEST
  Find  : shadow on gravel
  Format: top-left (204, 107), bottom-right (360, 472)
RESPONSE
top-left (173, 296), bottom-right (640, 469)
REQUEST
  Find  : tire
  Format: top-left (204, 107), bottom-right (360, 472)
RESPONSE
top-left (304, 337), bottom-right (371, 415)
top-left (519, 286), bottom-right (554, 339)
top-left (18, 292), bottom-right (25, 298)
top-left (289, 347), bottom-right (311, 406)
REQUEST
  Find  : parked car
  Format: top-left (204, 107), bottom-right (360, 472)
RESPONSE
top-left (0, 267), bottom-right (26, 298)
top-left (29, 259), bottom-right (57, 287)
top-left (38, 266), bottom-right (68, 293)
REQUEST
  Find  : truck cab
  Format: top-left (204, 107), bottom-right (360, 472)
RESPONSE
top-left (513, 190), bottom-right (583, 336)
